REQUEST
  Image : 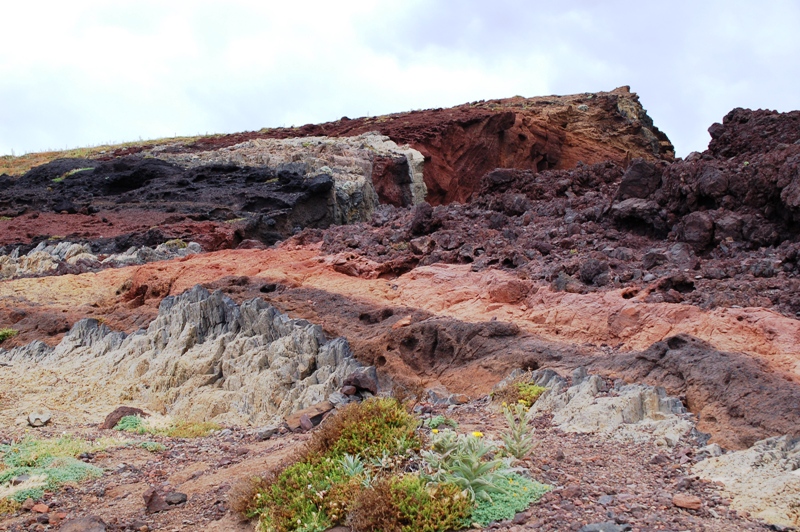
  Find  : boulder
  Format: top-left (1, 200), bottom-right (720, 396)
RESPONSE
top-left (343, 366), bottom-right (379, 395)
top-left (100, 406), bottom-right (149, 430)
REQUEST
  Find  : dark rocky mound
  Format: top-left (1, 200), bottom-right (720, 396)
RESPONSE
top-left (315, 108), bottom-right (800, 318)
top-left (0, 156), bottom-right (335, 249)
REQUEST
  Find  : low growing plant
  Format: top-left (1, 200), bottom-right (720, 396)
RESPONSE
top-left (0, 436), bottom-right (111, 502)
top-left (0, 328), bottom-right (18, 343)
top-left (492, 374), bottom-right (547, 408)
top-left (114, 415), bottom-right (220, 438)
top-left (348, 474), bottom-right (472, 532)
top-left (424, 414), bottom-right (458, 430)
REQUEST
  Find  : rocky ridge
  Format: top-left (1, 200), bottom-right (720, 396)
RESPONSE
top-left (0, 285), bottom-right (368, 427)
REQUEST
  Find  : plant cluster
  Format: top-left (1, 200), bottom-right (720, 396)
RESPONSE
top-left (0, 328), bottom-right (18, 343)
top-left (234, 397), bottom-right (549, 532)
top-left (492, 374), bottom-right (547, 408)
top-left (0, 436), bottom-right (110, 502)
top-left (499, 403), bottom-right (538, 460)
top-left (114, 415), bottom-right (220, 438)
top-left (423, 414), bottom-right (458, 430)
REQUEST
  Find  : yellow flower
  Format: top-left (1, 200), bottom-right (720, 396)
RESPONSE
top-left (472, 431), bottom-right (484, 438)
top-left (502, 401), bottom-right (507, 407)
top-left (432, 429), bottom-right (439, 434)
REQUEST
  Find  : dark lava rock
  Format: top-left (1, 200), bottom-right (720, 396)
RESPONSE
top-left (615, 158), bottom-right (663, 200)
top-left (100, 406), bottom-right (149, 430)
top-left (143, 487), bottom-right (171, 513)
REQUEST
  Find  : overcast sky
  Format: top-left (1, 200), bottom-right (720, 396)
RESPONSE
top-left (2, 1), bottom-right (799, 158)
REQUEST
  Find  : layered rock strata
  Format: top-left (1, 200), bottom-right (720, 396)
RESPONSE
top-left (0, 285), bottom-right (364, 426)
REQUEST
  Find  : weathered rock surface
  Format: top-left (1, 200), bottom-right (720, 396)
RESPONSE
top-left (0, 239), bottom-right (201, 280)
top-left (528, 368), bottom-right (696, 447)
top-left (694, 435), bottom-right (800, 527)
top-left (0, 285), bottom-right (363, 425)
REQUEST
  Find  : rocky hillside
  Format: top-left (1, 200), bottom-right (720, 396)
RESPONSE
top-left (1, 87), bottom-right (799, 531)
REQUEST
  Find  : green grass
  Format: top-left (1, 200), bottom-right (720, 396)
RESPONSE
top-left (52, 167), bottom-right (93, 183)
top-left (114, 415), bottom-right (221, 438)
top-left (0, 436), bottom-right (117, 502)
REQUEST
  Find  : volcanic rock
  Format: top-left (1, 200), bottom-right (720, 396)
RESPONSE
top-left (59, 516), bottom-right (108, 532)
top-left (100, 406), bottom-right (149, 430)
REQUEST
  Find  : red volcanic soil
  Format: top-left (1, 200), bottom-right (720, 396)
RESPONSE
top-left (174, 86), bottom-right (674, 204)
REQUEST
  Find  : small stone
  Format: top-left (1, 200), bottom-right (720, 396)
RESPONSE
top-left (449, 393), bottom-right (469, 405)
top-left (31, 503), bottom-right (49, 513)
top-left (299, 414), bottom-right (314, 431)
top-left (341, 385), bottom-right (357, 396)
top-left (672, 493), bottom-right (702, 510)
top-left (554, 449), bottom-right (565, 461)
top-left (60, 516), bottom-right (108, 532)
top-left (255, 425), bottom-right (280, 441)
top-left (164, 492), bottom-right (188, 505)
top-left (579, 522), bottom-right (632, 532)
top-left (27, 410), bottom-right (52, 427)
top-left (143, 487), bottom-right (171, 514)
top-left (12, 473), bottom-right (30, 485)
top-left (36, 514), bottom-right (50, 524)
top-left (22, 498), bottom-right (36, 511)
top-left (598, 495), bottom-right (615, 506)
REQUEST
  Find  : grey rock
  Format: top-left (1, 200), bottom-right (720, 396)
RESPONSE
top-left (164, 492), bottom-right (188, 505)
top-left (59, 516), bottom-right (108, 532)
top-left (343, 366), bottom-right (379, 394)
top-left (4, 285), bottom-right (363, 427)
top-left (255, 425), bottom-right (280, 441)
top-left (27, 410), bottom-right (52, 427)
top-left (579, 522), bottom-right (632, 532)
top-left (598, 494), bottom-right (615, 505)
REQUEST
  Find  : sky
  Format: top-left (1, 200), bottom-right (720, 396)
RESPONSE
top-left (1, 1), bottom-right (799, 158)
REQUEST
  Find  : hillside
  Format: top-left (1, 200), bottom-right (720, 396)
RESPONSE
top-left (1, 87), bottom-right (799, 531)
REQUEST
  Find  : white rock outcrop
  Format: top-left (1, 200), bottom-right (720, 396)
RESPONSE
top-left (694, 435), bottom-right (800, 527)
top-left (0, 285), bottom-right (363, 426)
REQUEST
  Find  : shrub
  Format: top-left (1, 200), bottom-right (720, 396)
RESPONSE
top-left (0, 328), bottom-right (18, 344)
top-left (492, 374), bottom-right (547, 408)
top-left (114, 415), bottom-right (220, 438)
top-left (348, 474), bottom-right (472, 532)
top-left (302, 397), bottom-right (420, 460)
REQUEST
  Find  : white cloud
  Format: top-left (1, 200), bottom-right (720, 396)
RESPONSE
top-left (1, 0), bottom-right (799, 158)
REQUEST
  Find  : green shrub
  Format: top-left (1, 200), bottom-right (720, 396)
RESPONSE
top-left (492, 374), bottom-right (547, 408)
top-left (114, 415), bottom-right (146, 433)
top-left (139, 441), bottom-right (166, 452)
top-left (0, 328), bottom-right (18, 344)
top-left (114, 415), bottom-right (220, 438)
top-left (348, 474), bottom-right (473, 532)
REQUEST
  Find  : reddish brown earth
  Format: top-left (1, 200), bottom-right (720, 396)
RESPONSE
top-left (176, 86), bottom-right (674, 205)
top-left (1, 89), bottom-right (799, 530)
